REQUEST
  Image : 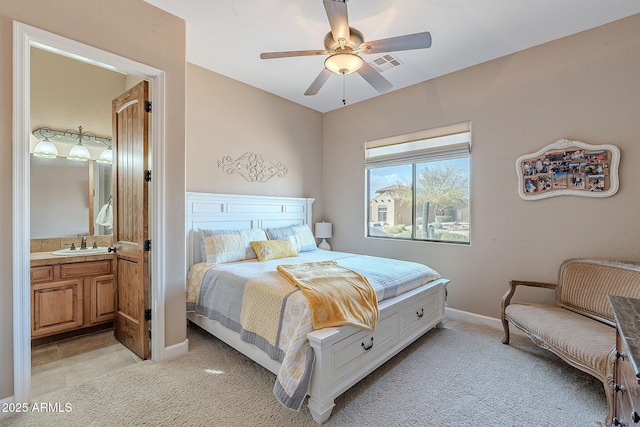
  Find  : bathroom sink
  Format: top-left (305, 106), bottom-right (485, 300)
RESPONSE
top-left (51, 247), bottom-right (110, 256)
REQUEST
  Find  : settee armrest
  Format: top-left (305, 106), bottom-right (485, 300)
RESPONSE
top-left (501, 280), bottom-right (556, 344)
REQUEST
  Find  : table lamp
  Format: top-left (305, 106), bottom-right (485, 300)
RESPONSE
top-left (315, 222), bottom-right (333, 250)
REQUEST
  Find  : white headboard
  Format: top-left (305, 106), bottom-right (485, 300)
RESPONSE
top-left (185, 192), bottom-right (315, 269)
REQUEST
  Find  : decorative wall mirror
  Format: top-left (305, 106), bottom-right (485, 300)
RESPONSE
top-left (516, 139), bottom-right (620, 200)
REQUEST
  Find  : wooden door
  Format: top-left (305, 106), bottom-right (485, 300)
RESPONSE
top-left (112, 80), bottom-right (150, 359)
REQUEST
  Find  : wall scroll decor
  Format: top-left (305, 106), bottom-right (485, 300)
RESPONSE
top-left (516, 139), bottom-right (620, 200)
top-left (218, 152), bottom-right (288, 183)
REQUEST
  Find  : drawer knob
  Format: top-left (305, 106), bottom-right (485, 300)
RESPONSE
top-left (616, 350), bottom-right (626, 361)
top-left (613, 417), bottom-right (626, 426)
top-left (632, 410), bottom-right (640, 423)
top-left (416, 308), bottom-right (424, 318)
top-left (361, 337), bottom-right (374, 351)
top-left (614, 384), bottom-right (625, 394)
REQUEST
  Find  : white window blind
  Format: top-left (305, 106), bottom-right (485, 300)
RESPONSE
top-left (365, 121), bottom-right (471, 166)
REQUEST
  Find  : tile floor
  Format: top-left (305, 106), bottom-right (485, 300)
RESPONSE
top-left (31, 330), bottom-right (143, 397)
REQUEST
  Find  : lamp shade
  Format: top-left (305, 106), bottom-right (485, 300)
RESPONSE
top-left (97, 148), bottom-right (113, 164)
top-left (324, 53), bottom-right (363, 75)
top-left (67, 142), bottom-right (90, 161)
top-left (33, 139), bottom-right (58, 158)
top-left (315, 222), bottom-right (333, 239)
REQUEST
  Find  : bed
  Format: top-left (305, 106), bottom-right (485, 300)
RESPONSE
top-left (185, 192), bottom-right (449, 423)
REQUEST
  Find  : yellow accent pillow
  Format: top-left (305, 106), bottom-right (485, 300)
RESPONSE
top-left (250, 238), bottom-right (299, 262)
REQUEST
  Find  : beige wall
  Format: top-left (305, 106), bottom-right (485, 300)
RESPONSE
top-left (30, 47), bottom-right (127, 137)
top-left (0, 0), bottom-right (186, 400)
top-left (186, 63), bottom-right (325, 220)
top-left (322, 14), bottom-right (640, 319)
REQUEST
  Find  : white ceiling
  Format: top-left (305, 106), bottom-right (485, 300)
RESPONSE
top-left (144, 0), bottom-right (640, 113)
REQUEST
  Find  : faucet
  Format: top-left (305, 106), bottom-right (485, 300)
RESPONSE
top-left (80, 236), bottom-right (87, 250)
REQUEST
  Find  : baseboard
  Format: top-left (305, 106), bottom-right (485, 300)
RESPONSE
top-left (160, 338), bottom-right (189, 361)
top-left (445, 307), bottom-right (524, 336)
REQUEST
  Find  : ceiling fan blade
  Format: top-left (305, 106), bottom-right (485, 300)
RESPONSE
top-left (361, 32), bottom-right (432, 54)
top-left (304, 68), bottom-right (333, 96)
top-left (323, 0), bottom-right (350, 44)
top-left (260, 49), bottom-right (328, 59)
top-left (357, 61), bottom-right (393, 93)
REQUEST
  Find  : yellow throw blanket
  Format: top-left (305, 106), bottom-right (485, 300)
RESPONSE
top-left (277, 261), bottom-right (379, 331)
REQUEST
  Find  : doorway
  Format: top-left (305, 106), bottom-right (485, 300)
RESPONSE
top-left (13, 22), bottom-right (168, 403)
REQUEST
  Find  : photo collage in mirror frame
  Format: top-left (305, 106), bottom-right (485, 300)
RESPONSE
top-left (520, 147), bottom-right (612, 195)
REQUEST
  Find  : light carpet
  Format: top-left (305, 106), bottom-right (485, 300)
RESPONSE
top-left (4, 320), bottom-right (606, 427)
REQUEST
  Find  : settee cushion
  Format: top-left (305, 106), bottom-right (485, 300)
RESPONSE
top-left (559, 260), bottom-right (640, 323)
top-left (505, 303), bottom-right (615, 375)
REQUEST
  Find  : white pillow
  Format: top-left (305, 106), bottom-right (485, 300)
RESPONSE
top-left (291, 225), bottom-right (317, 252)
top-left (199, 228), bottom-right (268, 265)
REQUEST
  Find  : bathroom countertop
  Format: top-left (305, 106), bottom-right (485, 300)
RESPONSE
top-left (30, 250), bottom-right (114, 267)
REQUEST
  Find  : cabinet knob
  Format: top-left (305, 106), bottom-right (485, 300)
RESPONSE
top-left (632, 410), bottom-right (640, 423)
top-left (108, 246), bottom-right (117, 253)
top-left (613, 417), bottom-right (626, 426)
top-left (614, 384), bottom-right (625, 394)
top-left (616, 350), bottom-right (626, 361)
top-left (361, 337), bottom-right (374, 351)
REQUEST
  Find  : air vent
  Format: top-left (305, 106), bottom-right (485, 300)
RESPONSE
top-left (369, 54), bottom-right (403, 73)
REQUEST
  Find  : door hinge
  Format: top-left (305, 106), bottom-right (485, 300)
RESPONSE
top-left (144, 170), bottom-right (151, 182)
top-left (144, 100), bottom-right (152, 113)
top-left (144, 239), bottom-right (151, 252)
top-left (144, 308), bottom-right (151, 321)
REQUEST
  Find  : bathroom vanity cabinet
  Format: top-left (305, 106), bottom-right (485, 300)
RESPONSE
top-left (30, 257), bottom-right (115, 343)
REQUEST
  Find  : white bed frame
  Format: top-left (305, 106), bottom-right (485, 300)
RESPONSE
top-left (185, 192), bottom-right (449, 423)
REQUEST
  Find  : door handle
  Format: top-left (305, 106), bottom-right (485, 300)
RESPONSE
top-left (108, 246), bottom-right (117, 253)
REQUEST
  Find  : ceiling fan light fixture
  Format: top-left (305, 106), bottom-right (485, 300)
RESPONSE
top-left (324, 52), bottom-right (363, 75)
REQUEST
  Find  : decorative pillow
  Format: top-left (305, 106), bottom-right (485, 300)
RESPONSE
top-left (291, 225), bottom-right (318, 252)
top-left (264, 224), bottom-right (317, 252)
top-left (199, 228), bottom-right (268, 265)
top-left (250, 237), bottom-right (298, 262)
top-left (264, 225), bottom-right (295, 241)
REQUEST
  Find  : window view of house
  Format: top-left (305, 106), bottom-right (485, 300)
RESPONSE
top-left (368, 158), bottom-right (470, 243)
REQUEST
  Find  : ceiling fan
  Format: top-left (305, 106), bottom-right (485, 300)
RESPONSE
top-left (260, 0), bottom-right (432, 99)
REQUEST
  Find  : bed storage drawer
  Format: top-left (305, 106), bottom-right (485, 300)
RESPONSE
top-left (400, 286), bottom-right (443, 336)
top-left (332, 313), bottom-right (399, 380)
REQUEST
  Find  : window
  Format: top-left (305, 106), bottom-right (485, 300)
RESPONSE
top-left (365, 122), bottom-right (471, 244)
top-left (377, 205), bottom-right (387, 222)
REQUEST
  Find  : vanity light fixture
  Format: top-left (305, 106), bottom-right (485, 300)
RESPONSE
top-left (32, 138), bottom-right (58, 158)
top-left (32, 126), bottom-right (111, 162)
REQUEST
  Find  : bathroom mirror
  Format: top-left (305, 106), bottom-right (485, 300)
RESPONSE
top-left (30, 156), bottom-right (112, 238)
top-left (29, 46), bottom-right (130, 238)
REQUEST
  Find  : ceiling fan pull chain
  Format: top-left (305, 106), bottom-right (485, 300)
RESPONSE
top-left (342, 72), bottom-right (346, 105)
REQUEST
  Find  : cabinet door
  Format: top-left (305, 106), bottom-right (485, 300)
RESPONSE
top-left (32, 279), bottom-right (84, 337)
top-left (90, 274), bottom-right (115, 324)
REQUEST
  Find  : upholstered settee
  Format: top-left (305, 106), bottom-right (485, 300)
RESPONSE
top-left (501, 258), bottom-right (640, 424)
